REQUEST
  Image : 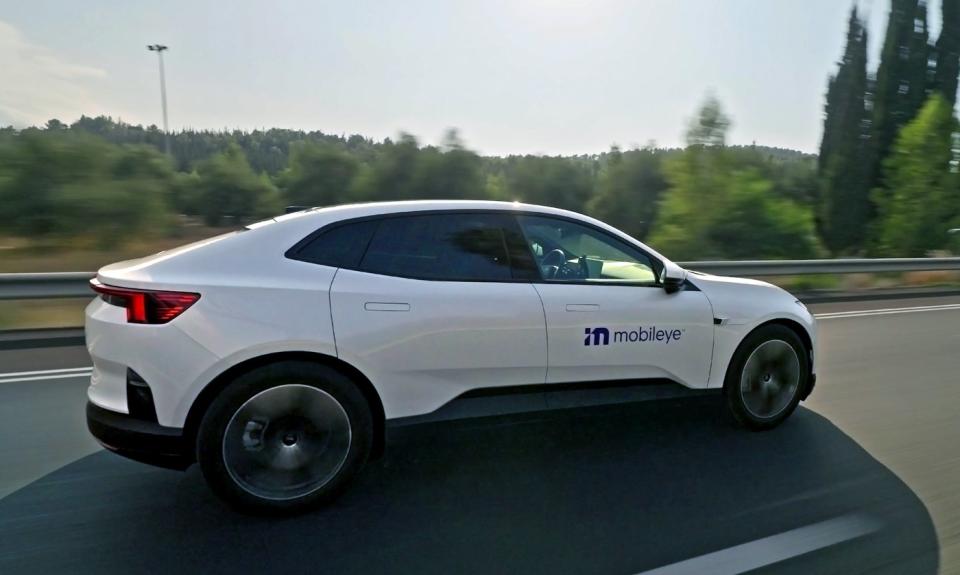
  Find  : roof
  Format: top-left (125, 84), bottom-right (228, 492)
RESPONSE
top-left (274, 200), bottom-right (582, 225)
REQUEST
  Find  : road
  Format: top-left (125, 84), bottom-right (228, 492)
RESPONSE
top-left (0, 297), bottom-right (957, 574)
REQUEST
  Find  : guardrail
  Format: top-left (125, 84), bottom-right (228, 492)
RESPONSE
top-left (678, 257), bottom-right (960, 277)
top-left (0, 273), bottom-right (96, 300)
top-left (2, 257), bottom-right (960, 301)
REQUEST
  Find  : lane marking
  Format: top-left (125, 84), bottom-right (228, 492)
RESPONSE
top-left (0, 367), bottom-right (92, 385)
top-left (0, 371), bottom-right (92, 384)
top-left (0, 366), bottom-right (92, 379)
top-left (816, 303), bottom-right (960, 319)
top-left (635, 513), bottom-right (880, 575)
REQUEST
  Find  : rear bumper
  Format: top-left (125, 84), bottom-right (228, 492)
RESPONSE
top-left (86, 402), bottom-right (191, 470)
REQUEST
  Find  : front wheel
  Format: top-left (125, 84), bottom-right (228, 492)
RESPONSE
top-left (196, 361), bottom-right (373, 515)
top-left (724, 324), bottom-right (809, 430)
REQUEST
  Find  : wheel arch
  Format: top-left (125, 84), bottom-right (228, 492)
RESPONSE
top-left (182, 351), bottom-right (386, 462)
top-left (760, 318), bottom-right (813, 361)
top-left (725, 317), bottom-right (815, 398)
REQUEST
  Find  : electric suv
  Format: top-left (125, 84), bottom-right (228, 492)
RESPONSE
top-left (85, 200), bottom-right (816, 514)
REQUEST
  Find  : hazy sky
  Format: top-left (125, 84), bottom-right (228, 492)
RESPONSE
top-left (0, 0), bottom-right (942, 156)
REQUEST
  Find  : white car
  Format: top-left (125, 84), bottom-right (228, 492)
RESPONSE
top-left (85, 200), bottom-right (816, 514)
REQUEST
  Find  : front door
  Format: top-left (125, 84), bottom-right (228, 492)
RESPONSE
top-left (515, 214), bottom-right (715, 387)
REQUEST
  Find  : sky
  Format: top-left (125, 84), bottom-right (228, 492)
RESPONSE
top-left (0, 0), bottom-right (943, 156)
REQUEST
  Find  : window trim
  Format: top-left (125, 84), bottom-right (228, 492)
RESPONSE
top-left (286, 210), bottom-right (541, 283)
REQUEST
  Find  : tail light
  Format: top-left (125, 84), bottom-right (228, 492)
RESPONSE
top-left (90, 279), bottom-right (200, 324)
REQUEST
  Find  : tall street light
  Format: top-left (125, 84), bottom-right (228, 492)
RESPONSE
top-left (147, 44), bottom-right (171, 156)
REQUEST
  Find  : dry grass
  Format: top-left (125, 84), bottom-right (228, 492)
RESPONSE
top-left (0, 226), bottom-right (235, 273)
top-left (0, 299), bottom-right (89, 330)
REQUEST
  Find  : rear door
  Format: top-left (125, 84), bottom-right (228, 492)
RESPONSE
top-left (516, 214), bottom-right (715, 387)
top-left (329, 212), bottom-right (548, 419)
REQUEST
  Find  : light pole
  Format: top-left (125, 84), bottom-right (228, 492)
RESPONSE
top-left (147, 44), bottom-right (170, 156)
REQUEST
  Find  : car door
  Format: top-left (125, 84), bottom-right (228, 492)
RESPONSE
top-left (329, 212), bottom-right (548, 419)
top-left (516, 214), bottom-right (715, 388)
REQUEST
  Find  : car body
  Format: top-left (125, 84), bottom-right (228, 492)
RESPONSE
top-left (85, 200), bottom-right (817, 513)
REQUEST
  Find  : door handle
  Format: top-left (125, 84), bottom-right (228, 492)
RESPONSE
top-left (364, 302), bottom-right (411, 312)
top-left (565, 304), bottom-right (599, 312)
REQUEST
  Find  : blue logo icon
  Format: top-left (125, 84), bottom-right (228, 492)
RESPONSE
top-left (584, 327), bottom-right (610, 346)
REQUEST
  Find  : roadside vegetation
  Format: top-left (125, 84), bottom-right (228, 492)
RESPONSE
top-left (2, 0), bottom-right (960, 330)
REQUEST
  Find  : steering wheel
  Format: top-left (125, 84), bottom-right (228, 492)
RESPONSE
top-left (541, 249), bottom-right (584, 280)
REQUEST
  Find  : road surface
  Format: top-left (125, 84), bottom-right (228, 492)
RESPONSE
top-left (0, 297), bottom-right (957, 574)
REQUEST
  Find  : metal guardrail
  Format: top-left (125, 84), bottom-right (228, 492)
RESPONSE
top-left (1, 258), bottom-right (959, 301)
top-left (677, 257), bottom-right (960, 277)
top-left (0, 272), bottom-right (96, 300)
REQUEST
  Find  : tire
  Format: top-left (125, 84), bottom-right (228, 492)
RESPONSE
top-left (723, 324), bottom-right (809, 431)
top-left (196, 361), bottom-right (373, 515)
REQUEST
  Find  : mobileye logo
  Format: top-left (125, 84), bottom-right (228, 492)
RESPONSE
top-left (584, 327), bottom-right (610, 346)
top-left (584, 326), bottom-right (683, 346)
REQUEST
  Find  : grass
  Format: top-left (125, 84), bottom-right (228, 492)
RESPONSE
top-left (0, 299), bottom-right (89, 330)
top-left (0, 226), bottom-right (234, 331)
top-left (0, 225), bottom-right (235, 273)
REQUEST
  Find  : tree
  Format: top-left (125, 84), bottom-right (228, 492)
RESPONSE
top-left (873, 94), bottom-right (959, 256)
top-left (351, 133), bottom-right (421, 201)
top-left (818, 7), bottom-right (871, 254)
top-left (587, 146), bottom-right (667, 240)
top-left (408, 130), bottom-right (486, 200)
top-left (870, 0), bottom-right (930, 192)
top-left (195, 144), bottom-right (280, 226)
top-left (0, 131), bottom-right (174, 245)
top-left (685, 95), bottom-right (729, 147)
top-left (501, 155), bottom-right (594, 212)
top-left (279, 143), bottom-right (360, 208)
top-left (933, 0), bottom-right (960, 106)
top-left (649, 97), bottom-right (820, 260)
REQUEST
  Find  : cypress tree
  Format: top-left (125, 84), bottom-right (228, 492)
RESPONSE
top-left (819, 7), bottom-right (870, 253)
top-left (933, 0), bottom-right (960, 106)
top-left (870, 0), bottom-right (929, 194)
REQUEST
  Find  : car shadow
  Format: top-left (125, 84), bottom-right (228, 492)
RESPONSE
top-left (0, 396), bottom-right (939, 574)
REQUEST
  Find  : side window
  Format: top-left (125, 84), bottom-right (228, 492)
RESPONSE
top-left (516, 215), bottom-right (658, 284)
top-left (360, 213), bottom-right (523, 281)
top-left (289, 220), bottom-right (378, 268)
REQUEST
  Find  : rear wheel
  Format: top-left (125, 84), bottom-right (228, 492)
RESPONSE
top-left (724, 324), bottom-right (809, 430)
top-left (197, 361), bottom-right (372, 515)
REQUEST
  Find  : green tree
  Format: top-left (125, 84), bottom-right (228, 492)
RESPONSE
top-left (195, 144), bottom-right (280, 226)
top-left (279, 143), bottom-right (360, 208)
top-left (649, 98), bottom-right (820, 260)
top-left (587, 146), bottom-right (667, 240)
top-left (818, 7), bottom-right (871, 254)
top-left (502, 155), bottom-right (594, 212)
top-left (351, 133), bottom-right (421, 201)
top-left (870, 0), bottom-right (930, 192)
top-left (873, 94), bottom-right (959, 256)
top-left (0, 131), bottom-right (174, 245)
top-left (933, 0), bottom-right (960, 106)
top-left (407, 130), bottom-right (486, 200)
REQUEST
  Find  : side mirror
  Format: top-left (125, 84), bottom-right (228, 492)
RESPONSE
top-left (660, 262), bottom-right (687, 294)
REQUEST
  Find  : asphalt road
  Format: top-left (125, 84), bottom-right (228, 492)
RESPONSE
top-left (0, 297), bottom-right (957, 574)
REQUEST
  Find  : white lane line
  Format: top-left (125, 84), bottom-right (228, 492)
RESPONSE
top-left (0, 366), bottom-right (92, 378)
top-left (0, 371), bottom-right (92, 385)
top-left (816, 303), bottom-right (960, 319)
top-left (635, 513), bottom-right (880, 575)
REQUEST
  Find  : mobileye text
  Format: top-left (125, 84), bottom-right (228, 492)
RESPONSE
top-left (584, 326), bottom-right (683, 346)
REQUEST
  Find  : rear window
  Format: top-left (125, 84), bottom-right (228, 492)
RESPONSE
top-left (360, 214), bottom-right (514, 281)
top-left (289, 220), bottom-right (378, 268)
